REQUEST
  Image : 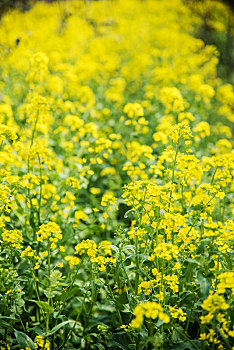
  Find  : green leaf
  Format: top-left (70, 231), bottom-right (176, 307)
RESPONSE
top-left (0, 316), bottom-right (19, 322)
top-left (230, 307), bottom-right (234, 323)
top-left (28, 278), bottom-right (34, 300)
top-left (123, 257), bottom-right (132, 266)
top-left (173, 341), bottom-right (200, 350)
top-left (107, 340), bottom-right (126, 350)
top-left (224, 254), bottom-right (232, 269)
top-left (0, 320), bottom-right (14, 330)
top-left (109, 245), bottom-right (119, 254)
top-left (14, 331), bottom-right (36, 349)
top-left (118, 291), bottom-right (128, 304)
top-left (186, 258), bottom-right (200, 265)
top-left (185, 263), bottom-right (197, 281)
top-left (122, 245), bottom-right (135, 253)
top-left (30, 300), bottom-right (54, 314)
top-left (47, 320), bottom-right (75, 336)
top-left (192, 204), bottom-right (205, 211)
top-left (156, 319), bottom-right (164, 327)
top-left (91, 280), bottom-right (97, 302)
top-left (197, 271), bottom-right (210, 299)
top-left (29, 210), bottom-right (36, 231)
top-left (115, 263), bottom-right (122, 286)
top-left (124, 209), bottom-right (134, 218)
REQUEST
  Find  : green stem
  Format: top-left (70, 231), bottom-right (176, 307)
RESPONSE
top-left (105, 275), bottom-right (132, 347)
top-left (135, 236), bottom-right (139, 295)
top-left (217, 327), bottom-right (232, 350)
top-left (105, 275), bottom-right (124, 324)
top-left (56, 256), bottom-right (85, 318)
top-left (186, 190), bottom-right (221, 237)
top-left (119, 247), bottom-right (134, 295)
top-left (48, 243), bottom-right (51, 282)
top-left (185, 298), bottom-right (195, 333)
top-left (221, 197), bottom-right (225, 222)
top-left (30, 108), bottom-right (39, 148)
top-left (17, 310), bottom-right (26, 333)
top-left (44, 241), bottom-right (51, 346)
top-left (36, 153), bottom-right (42, 227)
top-left (210, 166), bottom-right (217, 186)
top-left (168, 138), bottom-right (180, 211)
top-left (174, 326), bottom-right (199, 350)
top-left (59, 280), bottom-right (91, 350)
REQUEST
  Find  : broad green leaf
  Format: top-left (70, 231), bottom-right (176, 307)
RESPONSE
top-left (47, 320), bottom-right (75, 336)
top-left (173, 341), bottom-right (200, 350)
top-left (186, 258), bottom-right (200, 265)
top-left (124, 209), bottom-right (134, 218)
top-left (14, 331), bottom-right (36, 349)
top-left (118, 291), bottom-right (128, 304)
top-left (0, 320), bottom-right (14, 330)
top-left (224, 254), bottom-right (233, 269)
top-left (91, 280), bottom-right (97, 302)
top-left (197, 271), bottom-right (210, 299)
top-left (30, 300), bottom-right (54, 314)
top-left (107, 340), bottom-right (126, 350)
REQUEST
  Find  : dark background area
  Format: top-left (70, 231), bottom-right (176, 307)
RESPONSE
top-left (185, 0), bottom-right (234, 83)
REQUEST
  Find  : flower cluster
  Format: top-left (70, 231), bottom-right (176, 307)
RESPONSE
top-left (129, 301), bottom-right (170, 328)
top-left (1, 229), bottom-right (23, 249)
top-left (36, 222), bottom-right (62, 249)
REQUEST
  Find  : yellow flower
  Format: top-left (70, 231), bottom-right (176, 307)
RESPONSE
top-left (90, 187), bottom-right (101, 195)
top-left (65, 256), bottom-right (81, 269)
top-left (2, 228), bottom-right (23, 249)
top-left (66, 177), bottom-right (80, 189)
top-left (123, 103), bottom-right (144, 118)
top-left (169, 306), bottom-right (187, 322)
top-left (34, 262), bottom-right (40, 270)
top-left (74, 210), bottom-right (88, 225)
top-left (199, 333), bottom-right (207, 340)
top-left (130, 301), bottom-right (170, 328)
top-left (168, 123), bottom-right (192, 143)
top-left (36, 222), bottom-right (62, 250)
top-left (98, 240), bottom-right (112, 255)
top-left (75, 239), bottom-right (97, 257)
top-left (217, 272), bottom-right (234, 294)
top-left (201, 292), bottom-right (229, 325)
top-left (34, 335), bottom-right (50, 350)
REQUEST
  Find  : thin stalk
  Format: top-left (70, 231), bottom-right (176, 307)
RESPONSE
top-left (210, 166), bottom-right (217, 186)
top-left (168, 139), bottom-right (180, 211)
top-left (43, 240), bottom-right (51, 349)
top-left (135, 235), bottom-right (139, 295)
top-left (51, 256), bottom-right (85, 348)
top-left (30, 108), bottom-right (39, 148)
top-left (48, 242), bottom-right (51, 282)
top-left (105, 275), bottom-right (132, 347)
top-left (16, 309), bottom-right (26, 333)
top-left (217, 327), bottom-right (232, 350)
top-left (36, 153), bottom-right (43, 227)
top-left (119, 247), bottom-right (134, 294)
top-left (56, 255), bottom-right (85, 318)
top-left (59, 280), bottom-right (91, 350)
top-left (174, 326), bottom-right (199, 350)
top-left (185, 298), bottom-right (195, 333)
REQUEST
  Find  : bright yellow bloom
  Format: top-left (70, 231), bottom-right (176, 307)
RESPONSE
top-left (36, 222), bottom-right (62, 250)
top-left (130, 301), bottom-right (170, 328)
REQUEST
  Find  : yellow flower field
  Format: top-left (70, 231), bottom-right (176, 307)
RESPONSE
top-left (0, 0), bottom-right (233, 349)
